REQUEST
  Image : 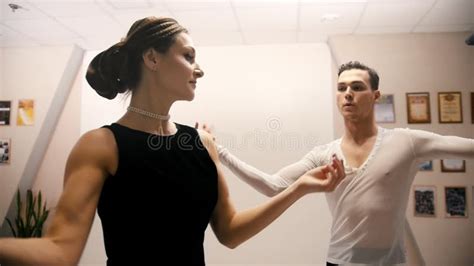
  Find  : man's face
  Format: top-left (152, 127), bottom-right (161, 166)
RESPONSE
top-left (336, 69), bottom-right (380, 121)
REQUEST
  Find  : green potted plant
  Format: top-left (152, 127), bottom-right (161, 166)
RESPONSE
top-left (5, 189), bottom-right (50, 238)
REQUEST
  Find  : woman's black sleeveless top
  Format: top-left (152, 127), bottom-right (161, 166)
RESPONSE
top-left (97, 123), bottom-right (218, 265)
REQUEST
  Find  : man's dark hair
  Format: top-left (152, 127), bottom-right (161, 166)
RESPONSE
top-left (466, 33), bottom-right (474, 45)
top-left (338, 61), bottom-right (379, 90)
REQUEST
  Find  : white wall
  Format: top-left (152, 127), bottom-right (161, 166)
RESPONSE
top-left (0, 46), bottom-right (75, 223)
top-left (328, 32), bottom-right (474, 266)
top-left (0, 48), bottom-right (4, 97)
top-left (31, 67), bottom-right (83, 230)
top-left (79, 43), bottom-right (334, 265)
top-left (4, 32), bottom-right (471, 266)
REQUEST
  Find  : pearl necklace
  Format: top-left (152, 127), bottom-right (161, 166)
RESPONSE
top-left (127, 106), bottom-right (170, 121)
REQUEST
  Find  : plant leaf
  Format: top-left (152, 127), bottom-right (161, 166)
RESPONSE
top-left (18, 218), bottom-right (25, 238)
top-left (8, 189), bottom-right (50, 238)
top-left (16, 189), bottom-right (21, 222)
top-left (5, 218), bottom-right (17, 237)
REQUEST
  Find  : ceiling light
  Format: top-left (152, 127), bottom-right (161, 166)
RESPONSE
top-left (321, 14), bottom-right (341, 22)
top-left (8, 3), bottom-right (28, 12)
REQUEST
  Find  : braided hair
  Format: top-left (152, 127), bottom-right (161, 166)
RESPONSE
top-left (86, 17), bottom-right (188, 99)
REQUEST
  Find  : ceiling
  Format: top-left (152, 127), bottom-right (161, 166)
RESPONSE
top-left (0, 0), bottom-right (473, 50)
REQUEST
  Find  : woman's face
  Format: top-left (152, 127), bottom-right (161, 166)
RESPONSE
top-left (154, 32), bottom-right (204, 102)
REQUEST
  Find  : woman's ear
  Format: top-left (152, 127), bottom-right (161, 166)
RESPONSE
top-left (142, 48), bottom-right (161, 71)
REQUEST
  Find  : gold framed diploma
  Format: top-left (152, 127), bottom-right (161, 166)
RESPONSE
top-left (438, 92), bottom-right (462, 123)
top-left (406, 92), bottom-right (431, 123)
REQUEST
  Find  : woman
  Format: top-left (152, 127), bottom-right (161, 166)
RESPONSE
top-left (0, 16), bottom-right (345, 265)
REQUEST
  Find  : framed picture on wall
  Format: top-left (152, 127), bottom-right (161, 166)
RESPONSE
top-left (472, 186), bottom-right (474, 211)
top-left (414, 185), bottom-right (436, 217)
top-left (438, 92), bottom-right (462, 123)
top-left (0, 138), bottom-right (11, 164)
top-left (17, 99), bottom-right (35, 126)
top-left (375, 94), bottom-right (395, 123)
top-left (418, 160), bottom-right (433, 171)
top-left (445, 186), bottom-right (467, 218)
top-left (406, 92), bottom-right (431, 123)
top-left (471, 92), bottom-right (474, 124)
top-left (441, 159), bottom-right (465, 172)
top-left (0, 101), bottom-right (12, 125)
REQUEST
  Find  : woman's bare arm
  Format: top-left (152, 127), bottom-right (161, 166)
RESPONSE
top-left (198, 130), bottom-right (343, 249)
top-left (0, 128), bottom-right (117, 265)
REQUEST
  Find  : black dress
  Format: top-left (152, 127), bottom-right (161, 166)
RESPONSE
top-left (97, 123), bottom-right (218, 265)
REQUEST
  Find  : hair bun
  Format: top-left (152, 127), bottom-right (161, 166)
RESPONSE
top-left (86, 43), bottom-right (130, 100)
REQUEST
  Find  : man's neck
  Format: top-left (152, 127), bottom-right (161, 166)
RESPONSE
top-left (343, 119), bottom-right (378, 145)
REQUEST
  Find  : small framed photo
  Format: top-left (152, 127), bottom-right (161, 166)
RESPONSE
top-left (441, 159), bottom-right (465, 173)
top-left (406, 92), bottom-right (431, 123)
top-left (17, 99), bottom-right (35, 126)
top-left (375, 94), bottom-right (395, 123)
top-left (0, 138), bottom-right (11, 164)
top-left (438, 92), bottom-right (462, 123)
top-left (418, 160), bottom-right (433, 171)
top-left (414, 185), bottom-right (436, 217)
top-left (445, 186), bottom-right (467, 218)
top-left (0, 101), bottom-right (12, 126)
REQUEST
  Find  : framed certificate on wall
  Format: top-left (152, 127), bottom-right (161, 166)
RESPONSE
top-left (0, 101), bottom-right (11, 126)
top-left (438, 92), bottom-right (462, 123)
top-left (375, 94), bottom-right (395, 123)
top-left (0, 138), bottom-right (11, 164)
top-left (441, 159), bottom-right (466, 172)
top-left (17, 99), bottom-right (35, 126)
top-left (471, 92), bottom-right (473, 124)
top-left (445, 187), bottom-right (468, 218)
top-left (414, 185), bottom-right (436, 217)
top-left (418, 160), bottom-right (433, 171)
top-left (406, 92), bottom-right (431, 123)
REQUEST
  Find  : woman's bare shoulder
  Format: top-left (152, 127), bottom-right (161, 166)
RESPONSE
top-left (66, 127), bottom-right (118, 177)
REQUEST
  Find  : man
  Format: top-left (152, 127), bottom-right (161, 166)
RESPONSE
top-left (212, 61), bottom-right (474, 265)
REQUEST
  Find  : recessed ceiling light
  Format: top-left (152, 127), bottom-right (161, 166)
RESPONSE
top-left (321, 14), bottom-right (340, 22)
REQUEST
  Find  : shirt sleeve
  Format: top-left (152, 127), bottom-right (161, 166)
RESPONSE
top-left (407, 129), bottom-right (474, 161)
top-left (217, 144), bottom-right (325, 197)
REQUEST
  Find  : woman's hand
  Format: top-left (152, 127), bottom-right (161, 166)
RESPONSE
top-left (296, 156), bottom-right (345, 194)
